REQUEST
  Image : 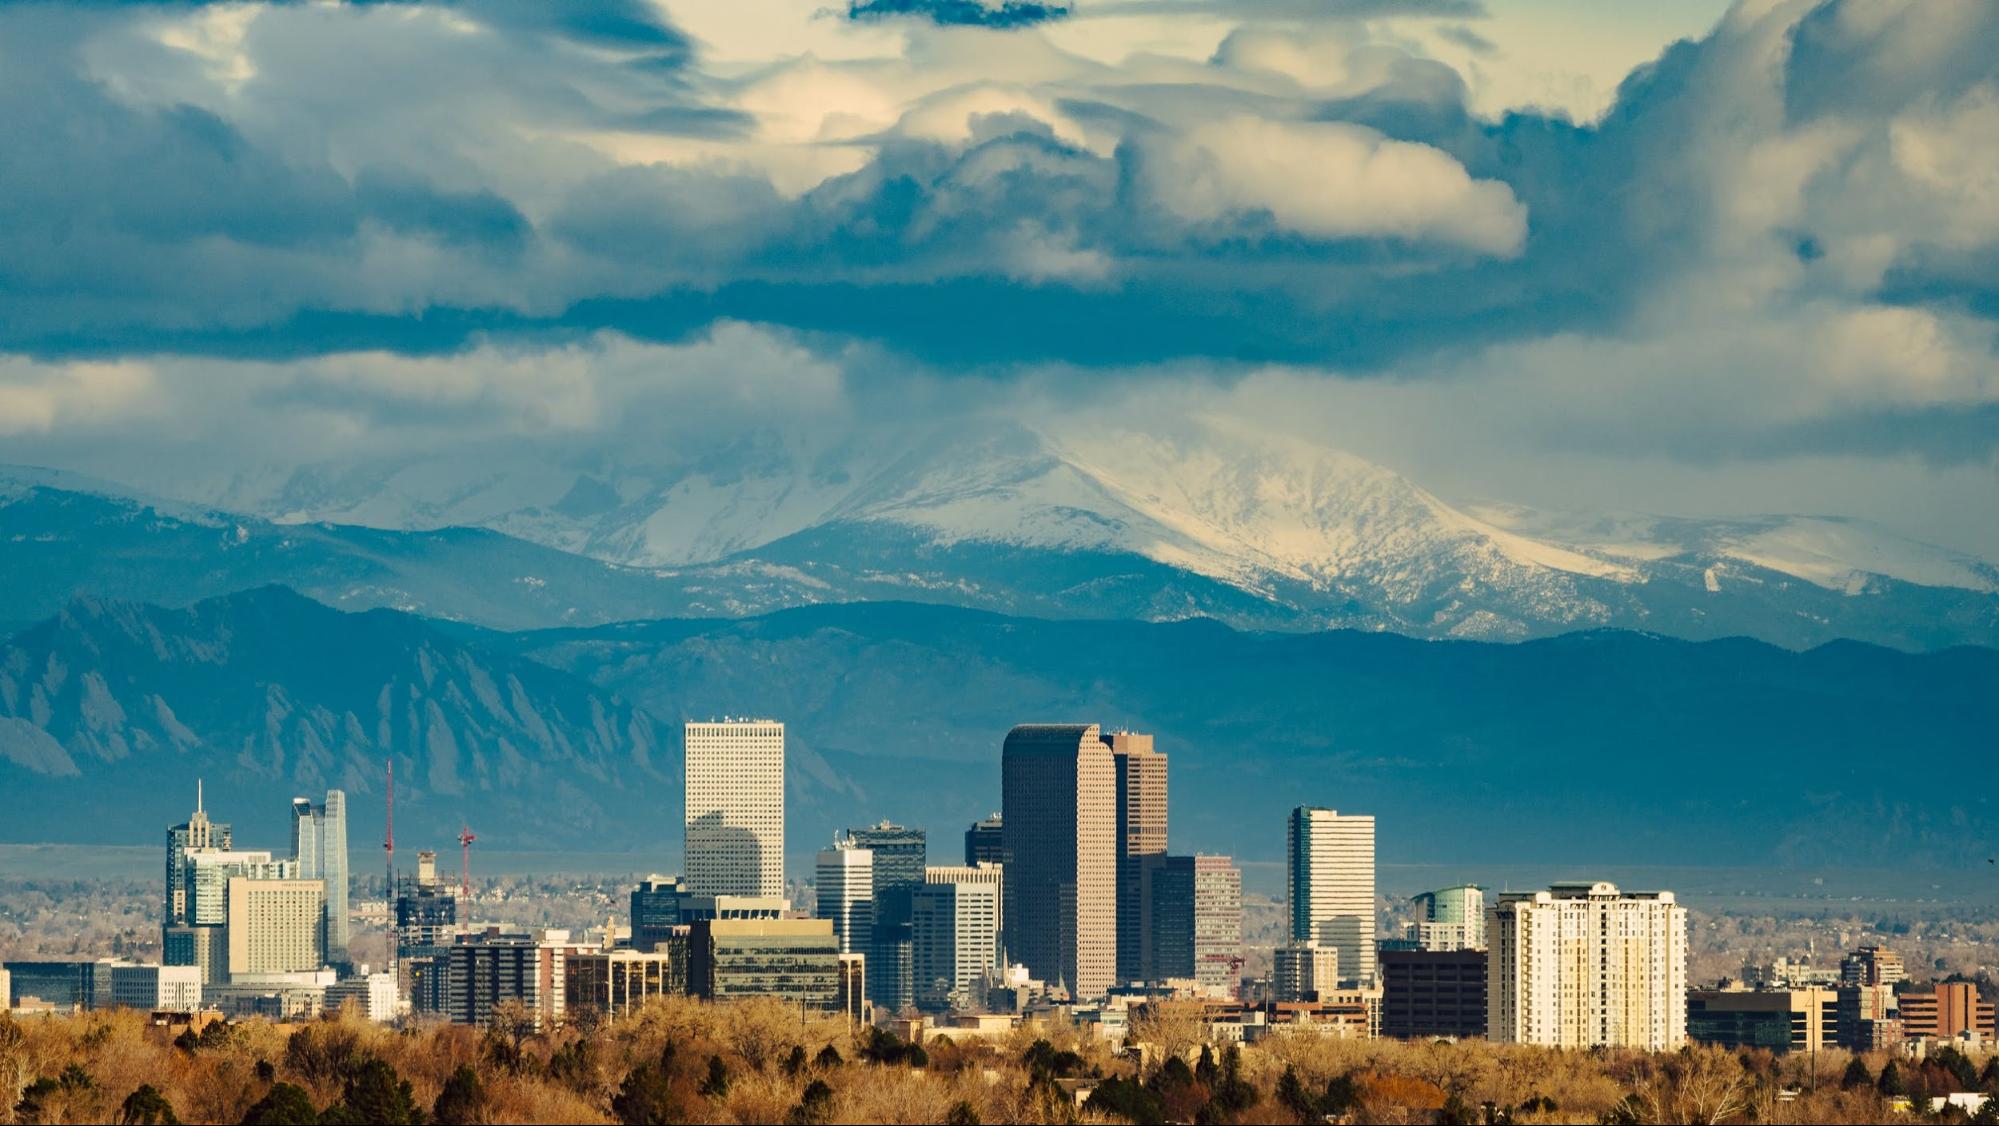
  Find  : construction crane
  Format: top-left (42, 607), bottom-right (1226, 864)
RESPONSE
top-left (457, 824), bottom-right (476, 904)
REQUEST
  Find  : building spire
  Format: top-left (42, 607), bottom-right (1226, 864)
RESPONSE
top-left (196, 778), bottom-right (203, 815)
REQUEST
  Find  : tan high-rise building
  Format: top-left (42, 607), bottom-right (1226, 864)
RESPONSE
top-left (1488, 882), bottom-right (1687, 1050)
top-left (1193, 854), bottom-right (1244, 996)
top-left (1108, 731), bottom-right (1167, 984)
top-left (1002, 724), bottom-right (1116, 1001)
top-left (684, 720), bottom-right (785, 898)
top-left (225, 878), bottom-right (327, 978)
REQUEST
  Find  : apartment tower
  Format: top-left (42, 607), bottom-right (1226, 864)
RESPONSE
top-left (1488, 882), bottom-right (1688, 1050)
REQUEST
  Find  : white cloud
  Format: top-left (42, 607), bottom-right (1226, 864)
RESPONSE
top-left (0, 360), bottom-right (154, 436)
top-left (1149, 116), bottom-right (1529, 255)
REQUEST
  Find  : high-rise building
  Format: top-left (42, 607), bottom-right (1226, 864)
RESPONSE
top-left (1139, 853), bottom-right (1195, 983)
top-left (169, 849), bottom-right (299, 984)
top-left (1002, 724), bottom-right (1116, 1001)
top-left (1381, 949), bottom-right (1487, 1040)
top-left (1192, 855), bottom-right (1243, 997)
top-left (396, 852), bottom-right (460, 1014)
top-left (912, 865), bottom-right (1002, 1012)
top-left (1273, 942), bottom-right (1341, 1002)
top-left (964, 813), bottom-right (1006, 866)
top-left (1840, 945), bottom-right (1906, 987)
top-left (1411, 886), bottom-right (1484, 951)
top-left (290, 790), bottom-right (350, 968)
top-left (1286, 807), bottom-right (1376, 986)
top-left (1108, 731), bottom-right (1167, 984)
top-left (683, 720), bottom-right (785, 898)
top-left (848, 821), bottom-right (927, 1012)
top-left (1488, 882), bottom-right (1687, 1050)
top-left (225, 877), bottom-right (327, 978)
top-left (1898, 982), bottom-right (1997, 1042)
top-left (815, 839), bottom-right (874, 959)
top-left (165, 783), bottom-right (231, 936)
top-left (629, 875), bottom-right (688, 953)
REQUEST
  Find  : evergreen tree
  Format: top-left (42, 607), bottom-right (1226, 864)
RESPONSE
top-left (325, 1057), bottom-right (423, 1125)
top-left (1840, 1057), bottom-right (1873, 1091)
top-left (239, 1084), bottom-right (319, 1126)
top-left (119, 1085), bottom-right (181, 1126)
top-left (699, 1054), bottom-right (731, 1099)
top-left (431, 1065), bottom-right (484, 1126)
top-left (1084, 1076), bottom-right (1166, 1126)
top-left (1878, 1059), bottom-right (1908, 1098)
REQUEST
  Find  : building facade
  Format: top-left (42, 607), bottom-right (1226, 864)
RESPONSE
top-left (1380, 949), bottom-right (1487, 1040)
top-left (1687, 988), bottom-right (1838, 1054)
top-left (565, 946), bottom-right (687, 1021)
top-left (629, 875), bottom-right (687, 953)
top-left (815, 840), bottom-right (874, 958)
top-left (964, 814), bottom-right (1005, 866)
top-left (1899, 982), bottom-right (1997, 1042)
top-left (109, 964), bottom-right (203, 1012)
top-left (1140, 853), bottom-right (1195, 983)
top-left (445, 929), bottom-right (594, 1029)
top-left (1002, 724), bottom-right (1116, 1002)
top-left (1411, 886), bottom-right (1485, 951)
top-left (683, 720), bottom-right (785, 898)
top-left (1487, 882), bottom-right (1687, 1050)
top-left (912, 865), bottom-right (1003, 1012)
top-left (687, 919), bottom-right (841, 1010)
top-left (290, 790), bottom-right (351, 968)
top-left (848, 821), bottom-right (927, 1013)
top-left (1193, 855), bottom-right (1243, 997)
top-left (225, 877), bottom-right (327, 978)
top-left (1273, 942), bottom-right (1342, 1002)
top-left (1109, 731), bottom-right (1167, 985)
top-left (165, 784), bottom-right (231, 940)
top-left (1286, 807), bottom-right (1376, 986)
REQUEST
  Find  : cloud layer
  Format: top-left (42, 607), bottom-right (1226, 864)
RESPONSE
top-left (0, 0), bottom-right (1995, 556)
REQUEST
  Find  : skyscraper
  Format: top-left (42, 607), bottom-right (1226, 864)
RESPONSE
top-left (848, 821), bottom-right (926, 1012)
top-left (1108, 731), bottom-right (1166, 984)
top-left (683, 720), bottom-right (785, 898)
top-left (225, 877), bottom-right (327, 977)
top-left (1286, 806), bottom-right (1376, 987)
top-left (964, 813), bottom-right (1005, 866)
top-left (1410, 885), bottom-right (1485, 951)
top-left (629, 875), bottom-right (687, 954)
top-left (1139, 853), bottom-right (1195, 982)
top-left (1002, 723), bottom-right (1116, 1001)
top-left (912, 865), bottom-right (1002, 1012)
top-left (290, 790), bottom-right (350, 967)
top-left (1488, 882), bottom-right (1687, 1050)
top-left (815, 838), bottom-right (874, 959)
top-left (165, 782), bottom-right (231, 936)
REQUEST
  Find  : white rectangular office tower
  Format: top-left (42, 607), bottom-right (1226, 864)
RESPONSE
top-left (912, 865), bottom-right (1003, 1012)
top-left (684, 720), bottom-right (785, 898)
top-left (1286, 807), bottom-right (1376, 986)
top-left (815, 839), bottom-right (874, 957)
top-left (1488, 882), bottom-right (1688, 1050)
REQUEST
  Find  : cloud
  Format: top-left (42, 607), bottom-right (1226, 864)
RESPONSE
top-left (848, 0), bottom-right (1072, 29)
top-left (1146, 116), bottom-right (1528, 255)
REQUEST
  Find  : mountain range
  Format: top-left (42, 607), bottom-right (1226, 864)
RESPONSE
top-left (6, 415), bottom-right (1997, 651)
top-left (1, 587), bottom-right (1991, 869)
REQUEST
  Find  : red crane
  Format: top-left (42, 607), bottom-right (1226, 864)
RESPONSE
top-left (457, 824), bottom-right (476, 904)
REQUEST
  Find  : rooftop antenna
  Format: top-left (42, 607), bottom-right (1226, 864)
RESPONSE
top-left (196, 778), bottom-right (203, 814)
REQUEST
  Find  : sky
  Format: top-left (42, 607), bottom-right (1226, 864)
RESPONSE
top-left (0, 0), bottom-right (1995, 556)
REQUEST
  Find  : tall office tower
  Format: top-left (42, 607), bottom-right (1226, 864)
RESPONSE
top-left (1488, 882), bottom-right (1688, 1050)
top-left (1411, 885), bottom-right (1485, 951)
top-left (1108, 731), bottom-right (1167, 984)
top-left (1192, 855), bottom-right (1243, 996)
top-left (964, 814), bottom-right (1006, 866)
top-left (165, 782), bottom-right (232, 933)
top-left (290, 790), bottom-right (350, 967)
top-left (815, 838), bottom-right (875, 958)
top-left (1002, 723), bottom-right (1116, 1002)
top-left (1139, 854), bottom-right (1195, 982)
top-left (1839, 945), bottom-right (1906, 987)
top-left (1286, 807), bottom-right (1376, 986)
top-left (173, 849), bottom-right (299, 983)
top-left (683, 720), bottom-right (785, 898)
top-left (629, 875), bottom-right (688, 953)
top-left (848, 821), bottom-right (926, 1012)
top-left (226, 877), bottom-right (328, 977)
top-left (912, 865), bottom-right (1002, 1012)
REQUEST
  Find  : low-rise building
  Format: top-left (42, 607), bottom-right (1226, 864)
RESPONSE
top-left (1898, 982), bottom-right (1996, 1044)
top-left (1380, 948), bottom-right (1485, 1040)
top-left (1273, 942), bottom-right (1340, 1002)
top-left (323, 973), bottom-right (399, 1023)
top-left (109, 964), bottom-right (203, 1013)
top-left (445, 928), bottom-right (597, 1030)
top-left (1687, 987), bottom-right (1838, 1054)
top-left (688, 919), bottom-right (840, 1010)
top-left (566, 944), bottom-right (688, 1021)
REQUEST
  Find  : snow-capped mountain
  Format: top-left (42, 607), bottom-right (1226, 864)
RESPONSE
top-left (10, 416), bottom-right (1996, 649)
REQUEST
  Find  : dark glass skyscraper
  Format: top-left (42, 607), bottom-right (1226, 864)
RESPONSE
top-left (847, 821), bottom-right (926, 1012)
top-left (291, 790), bottom-right (350, 967)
